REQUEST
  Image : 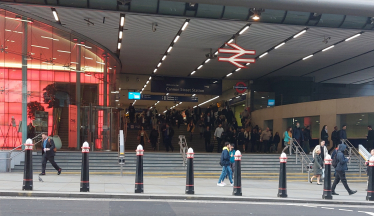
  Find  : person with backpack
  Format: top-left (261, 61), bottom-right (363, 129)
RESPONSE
top-left (331, 144), bottom-right (357, 195)
top-left (217, 142), bottom-right (233, 187)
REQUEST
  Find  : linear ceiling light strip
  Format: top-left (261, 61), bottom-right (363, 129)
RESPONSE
top-left (257, 31), bottom-right (365, 80)
top-left (188, 24), bottom-right (251, 77)
top-left (133, 19), bottom-right (190, 106)
top-left (193, 96), bottom-right (220, 108)
top-left (117, 14), bottom-right (125, 56)
top-left (51, 8), bottom-right (61, 24)
top-left (222, 28), bottom-right (309, 79)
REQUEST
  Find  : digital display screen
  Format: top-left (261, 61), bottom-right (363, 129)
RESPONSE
top-left (268, 99), bottom-right (275, 106)
top-left (128, 92), bottom-right (141, 100)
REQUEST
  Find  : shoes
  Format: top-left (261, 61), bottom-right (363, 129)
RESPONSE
top-left (57, 168), bottom-right (61, 175)
top-left (332, 191), bottom-right (339, 195)
top-left (349, 190), bottom-right (357, 195)
top-left (217, 183), bottom-right (225, 187)
top-left (310, 178), bottom-right (312, 184)
top-left (222, 182), bottom-right (227, 186)
top-left (39, 173), bottom-right (45, 176)
top-left (230, 183), bottom-right (234, 186)
top-left (317, 183), bottom-right (322, 185)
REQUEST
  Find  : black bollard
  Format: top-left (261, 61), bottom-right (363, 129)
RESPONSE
top-left (277, 152), bottom-right (288, 198)
top-left (322, 154), bottom-right (332, 200)
top-left (233, 150), bottom-right (242, 196)
top-left (22, 139), bottom-right (34, 191)
top-left (135, 144), bottom-right (144, 193)
top-left (185, 148), bottom-right (194, 194)
top-left (366, 156), bottom-right (374, 201)
top-left (80, 142), bottom-right (90, 192)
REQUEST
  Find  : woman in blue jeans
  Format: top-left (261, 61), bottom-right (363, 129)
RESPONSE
top-left (217, 142), bottom-right (233, 186)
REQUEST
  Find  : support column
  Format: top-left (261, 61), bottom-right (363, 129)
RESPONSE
top-left (103, 54), bottom-right (108, 150)
top-left (21, 17), bottom-right (28, 147)
top-left (76, 40), bottom-right (82, 150)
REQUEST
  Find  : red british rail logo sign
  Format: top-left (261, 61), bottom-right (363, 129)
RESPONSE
top-left (218, 43), bottom-right (256, 68)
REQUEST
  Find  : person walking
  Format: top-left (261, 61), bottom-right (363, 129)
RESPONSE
top-left (244, 127), bottom-right (251, 153)
top-left (204, 126), bottom-right (212, 152)
top-left (331, 144), bottom-right (357, 195)
top-left (214, 124), bottom-right (224, 153)
top-left (310, 148), bottom-right (323, 185)
top-left (128, 103), bottom-right (135, 123)
top-left (339, 125), bottom-right (347, 143)
top-left (198, 117), bottom-right (205, 139)
top-left (331, 126), bottom-right (339, 153)
top-left (313, 140), bottom-right (328, 179)
top-left (292, 122), bottom-right (304, 148)
top-left (303, 126), bottom-right (311, 154)
top-left (273, 132), bottom-right (280, 153)
top-left (137, 126), bottom-right (149, 147)
top-left (162, 123), bottom-right (174, 152)
top-left (261, 127), bottom-right (272, 153)
top-left (284, 127), bottom-right (293, 155)
top-left (187, 120), bottom-right (195, 141)
top-left (367, 126), bottom-right (374, 151)
top-left (149, 126), bottom-right (159, 151)
top-left (321, 125), bottom-right (329, 147)
top-left (229, 144), bottom-right (236, 178)
top-left (40, 133), bottom-right (61, 175)
top-left (217, 142), bottom-right (233, 186)
top-left (237, 128), bottom-right (245, 152)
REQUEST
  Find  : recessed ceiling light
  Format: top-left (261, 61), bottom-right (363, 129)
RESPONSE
top-left (302, 55), bottom-right (313, 60)
top-left (191, 71), bottom-right (196, 75)
top-left (117, 43), bottom-right (121, 49)
top-left (345, 33), bottom-right (361, 42)
top-left (239, 26), bottom-right (249, 35)
top-left (197, 65), bottom-right (203, 70)
top-left (322, 45), bottom-right (334, 52)
top-left (235, 68), bottom-right (241, 72)
top-left (162, 55), bottom-right (167, 61)
top-left (293, 30), bottom-right (307, 38)
top-left (119, 31), bottom-right (123, 39)
top-left (120, 16), bottom-right (125, 27)
top-left (259, 52), bottom-right (268, 58)
top-left (226, 73), bottom-right (232, 77)
top-left (153, 69), bottom-right (157, 73)
top-left (174, 35), bottom-right (180, 43)
top-left (157, 62), bottom-right (161, 67)
top-left (228, 39), bottom-right (234, 43)
top-left (182, 21), bottom-right (189, 31)
top-left (274, 42), bottom-right (285, 49)
top-left (167, 46), bottom-right (172, 52)
top-left (205, 59), bottom-right (210, 63)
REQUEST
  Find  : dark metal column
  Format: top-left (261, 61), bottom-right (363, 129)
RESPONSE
top-left (76, 40), bottom-right (82, 150)
top-left (21, 17), bottom-right (28, 146)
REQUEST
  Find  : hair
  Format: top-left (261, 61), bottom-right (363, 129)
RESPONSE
top-left (42, 132), bottom-right (47, 136)
top-left (287, 126), bottom-right (292, 132)
top-left (306, 125), bottom-right (310, 129)
top-left (230, 143), bottom-right (235, 148)
top-left (322, 125), bottom-right (327, 131)
top-left (342, 125), bottom-right (346, 128)
top-left (225, 142), bottom-right (230, 146)
top-left (369, 126), bottom-right (372, 129)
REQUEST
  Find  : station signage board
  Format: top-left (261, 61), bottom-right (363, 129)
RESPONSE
top-left (141, 94), bottom-right (198, 102)
top-left (151, 76), bottom-right (222, 95)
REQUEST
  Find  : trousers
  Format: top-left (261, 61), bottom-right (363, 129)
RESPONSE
top-left (332, 170), bottom-right (352, 193)
top-left (42, 154), bottom-right (60, 173)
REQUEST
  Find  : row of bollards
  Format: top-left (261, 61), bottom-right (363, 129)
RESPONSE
top-left (21, 140), bottom-right (374, 201)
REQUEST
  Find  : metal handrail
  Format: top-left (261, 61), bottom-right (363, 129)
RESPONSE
top-left (343, 139), bottom-right (364, 177)
top-left (291, 138), bottom-right (313, 173)
top-left (178, 135), bottom-right (188, 167)
top-left (2, 134), bottom-right (43, 172)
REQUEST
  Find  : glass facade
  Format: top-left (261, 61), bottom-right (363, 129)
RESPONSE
top-left (339, 113), bottom-right (374, 139)
top-left (0, 9), bottom-right (119, 149)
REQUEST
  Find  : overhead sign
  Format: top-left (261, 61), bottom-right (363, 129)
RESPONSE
top-left (141, 94), bottom-right (198, 102)
top-left (268, 99), bottom-right (275, 106)
top-left (234, 82), bottom-right (247, 94)
top-left (151, 76), bottom-right (222, 95)
top-left (218, 43), bottom-right (256, 68)
top-left (128, 92), bottom-right (141, 100)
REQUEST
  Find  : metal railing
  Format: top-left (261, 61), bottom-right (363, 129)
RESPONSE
top-left (178, 135), bottom-right (188, 167)
top-left (291, 139), bottom-right (313, 173)
top-left (343, 139), bottom-right (364, 177)
top-left (2, 134), bottom-right (43, 172)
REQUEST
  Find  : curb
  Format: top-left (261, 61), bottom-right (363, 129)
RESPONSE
top-left (0, 191), bottom-right (372, 206)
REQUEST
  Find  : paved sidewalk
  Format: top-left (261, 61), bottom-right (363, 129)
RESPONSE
top-left (0, 173), bottom-right (370, 204)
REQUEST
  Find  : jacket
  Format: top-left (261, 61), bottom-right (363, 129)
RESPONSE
top-left (313, 154), bottom-right (323, 175)
top-left (303, 129), bottom-right (311, 141)
top-left (313, 145), bottom-right (328, 160)
top-left (335, 144), bottom-right (349, 171)
top-left (149, 129), bottom-right (159, 143)
top-left (321, 130), bottom-right (328, 141)
top-left (292, 127), bottom-right (304, 140)
top-left (273, 134), bottom-right (280, 144)
top-left (187, 123), bottom-right (195, 133)
top-left (41, 138), bottom-right (56, 157)
top-left (220, 147), bottom-right (230, 166)
top-left (368, 130), bottom-right (374, 141)
top-left (237, 132), bottom-right (245, 145)
top-left (339, 129), bottom-right (347, 140)
top-left (204, 130), bottom-right (211, 140)
top-left (138, 130), bottom-right (149, 142)
top-left (283, 131), bottom-right (292, 144)
top-left (331, 130), bottom-right (339, 143)
top-left (163, 127), bottom-right (174, 140)
top-left (230, 149), bottom-right (236, 164)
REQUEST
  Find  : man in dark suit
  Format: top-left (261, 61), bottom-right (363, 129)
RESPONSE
top-left (162, 123), bottom-right (174, 152)
top-left (40, 133), bottom-right (61, 175)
